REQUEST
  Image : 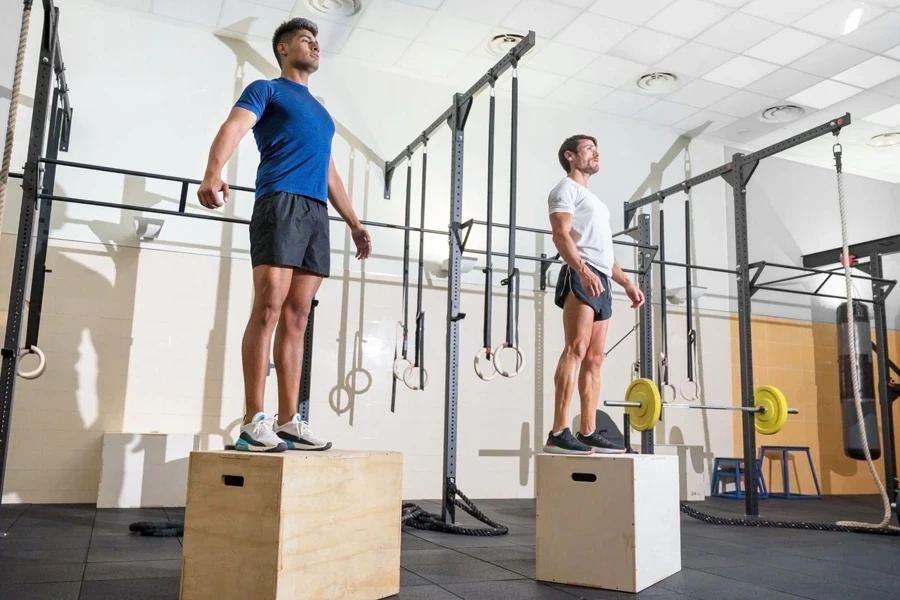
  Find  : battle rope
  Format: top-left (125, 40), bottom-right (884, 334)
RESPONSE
top-left (0, 0), bottom-right (31, 233)
top-left (831, 134), bottom-right (899, 534)
top-left (679, 503), bottom-right (900, 535)
top-left (402, 483), bottom-right (508, 536)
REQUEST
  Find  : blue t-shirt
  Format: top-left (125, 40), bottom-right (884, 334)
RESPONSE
top-left (234, 78), bottom-right (335, 203)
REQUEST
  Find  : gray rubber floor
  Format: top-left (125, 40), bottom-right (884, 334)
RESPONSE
top-left (1, 496), bottom-right (898, 599)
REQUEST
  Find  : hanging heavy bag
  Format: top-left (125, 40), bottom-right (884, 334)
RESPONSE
top-left (836, 299), bottom-right (881, 461)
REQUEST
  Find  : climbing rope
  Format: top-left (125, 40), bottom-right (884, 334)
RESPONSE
top-left (402, 483), bottom-right (508, 536)
top-left (0, 0), bottom-right (32, 232)
top-left (830, 133), bottom-right (900, 533)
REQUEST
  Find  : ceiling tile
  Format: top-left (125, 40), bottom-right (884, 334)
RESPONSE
top-left (863, 102), bottom-right (900, 126)
top-left (546, 79), bottom-right (616, 107)
top-left (787, 79), bottom-right (864, 108)
top-left (707, 0), bottom-right (752, 6)
top-left (555, 13), bottom-right (637, 53)
top-left (653, 41), bottom-right (736, 77)
top-left (525, 41), bottom-right (600, 77)
top-left (587, 0), bottom-right (676, 25)
top-left (437, 0), bottom-right (519, 25)
top-left (395, 0), bottom-right (443, 8)
top-left (97, 0), bottom-right (152, 9)
top-left (246, 0), bottom-right (293, 9)
top-left (886, 44), bottom-right (900, 59)
top-left (701, 55), bottom-right (781, 87)
top-left (220, 0), bottom-right (290, 38)
top-left (356, 0), bottom-right (435, 39)
top-left (644, 0), bottom-right (732, 38)
top-left (746, 68), bottom-right (825, 98)
top-left (496, 68), bottom-right (569, 98)
top-left (823, 89), bottom-right (900, 118)
top-left (575, 55), bottom-right (648, 87)
top-left (739, 0), bottom-right (831, 25)
top-left (793, 0), bottom-right (886, 38)
top-left (448, 55), bottom-right (501, 87)
top-left (152, 0), bottom-right (222, 25)
top-left (469, 27), bottom-right (546, 63)
top-left (788, 41), bottom-right (875, 77)
top-left (552, 0), bottom-right (596, 7)
top-left (607, 28), bottom-right (687, 65)
top-left (592, 90), bottom-right (659, 116)
top-left (695, 12), bottom-right (783, 53)
top-left (634, 100), bottom-right (699, 125)
top-left (339, 27), bottom-right (410, 64)
top-left (872, 75), bottom-right (900, 97)
top-left (707, 90), bottom-right (778, 117)
top-left (291, 0), bottom-right (373, 24)
top-left (838, 12), bottom-right (900, 52)
top-left (414, 13), bottom-right (492, 53)
top-left (500, 0), bottom-right (581, 39)
top-left (832, 55), bottom-right (900, 87)
top-left (673, 109), bottom-right (739, 134)
top-left (744, 28), bottom-right (830, 65)
top-left (311, 20), bottom-right (354, 53)
top-left (749, 128), bottom-right (803, 147)
top-left (396, 42), bottom-right (467, 76)
top-left (713, 115), bottom-right (782, 142)
top-left (666, 79), bottom-right (739, 107)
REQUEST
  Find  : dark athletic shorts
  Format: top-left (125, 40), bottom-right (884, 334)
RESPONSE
top-left (248, 191), bottom-right (330, 276)
top-left (554, 263), bottom-right (613, 322)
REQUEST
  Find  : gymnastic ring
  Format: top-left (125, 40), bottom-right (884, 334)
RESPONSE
top-left (344, 368), bottom-right (372, 395)
top-left (17, 345), bottom-right (46, 380)
top-left (492, 343), bottom-right (525, 378)
top-left (393, 357), bottom-right (412, 381)
top-left (474, 348), bottom-right (499, 382)
top-left (403, 364), bottom-right (428, 391)
top-left (680, 378), bottom-right (702, 402)
top-left (661, 383), bottom-right (678, 404)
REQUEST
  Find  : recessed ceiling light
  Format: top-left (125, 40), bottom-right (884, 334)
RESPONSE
top-left (303, 0), bottom-right (360, 18)
top-left (867, 132), bottom-right (900, 147)
top-left (635, 72), bottom-right (679, 94)
top-left (488, 33), bottom-right (525, 56)
top-left (758, 104), bottom-right (806, 124)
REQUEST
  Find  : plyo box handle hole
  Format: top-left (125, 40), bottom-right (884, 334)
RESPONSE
top-left (571, 473), bottom-right (597, 483)
top-left (222, 475), bottom-right (244, 487)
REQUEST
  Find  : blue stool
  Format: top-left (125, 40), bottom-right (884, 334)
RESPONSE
top-left (711, 457), bottom-right (768, 499)
top-left (758, 446), bottom-right (822, 499)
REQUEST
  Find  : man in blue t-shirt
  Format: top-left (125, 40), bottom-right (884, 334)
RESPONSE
top-left (198, 17), bottom-right (370, 453)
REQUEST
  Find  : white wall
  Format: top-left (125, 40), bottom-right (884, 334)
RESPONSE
top-left (7, 0), bottom-right (860, 504)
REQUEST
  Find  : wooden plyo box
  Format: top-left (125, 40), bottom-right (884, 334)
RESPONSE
top-left (179, 449), bottom-right (403, 600)
top-left (535, 453), bottom-right (681, 594)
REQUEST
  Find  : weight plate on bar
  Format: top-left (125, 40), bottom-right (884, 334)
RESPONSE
top-left (754, 385), bottom-right (788, 435)
top-left (625, 377), bottom-right (661, 432)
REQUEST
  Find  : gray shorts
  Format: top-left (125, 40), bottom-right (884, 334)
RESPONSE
top-left (248, 192), bottom-right (330, 276)
top-left (554, 263), bottom-right (612, 322)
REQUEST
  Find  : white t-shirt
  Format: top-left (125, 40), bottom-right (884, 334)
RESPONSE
top-left (547, 177), bottom-right (614, 277)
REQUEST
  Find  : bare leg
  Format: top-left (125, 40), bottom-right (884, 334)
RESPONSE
top-left (242, 265), bottom-right (293, 424)
top-left (578, 319), bottom-right (610, 435)
top-left (274, 270), bottom-right (323, 426)
top-left (551, 293), bottom-right (595, 433)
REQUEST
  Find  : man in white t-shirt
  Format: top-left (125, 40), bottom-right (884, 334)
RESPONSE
top-left (544, 134), bottom-right (645, 455)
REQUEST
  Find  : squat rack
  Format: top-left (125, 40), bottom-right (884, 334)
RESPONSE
top-left (624, 113), bottom-right (898, 519)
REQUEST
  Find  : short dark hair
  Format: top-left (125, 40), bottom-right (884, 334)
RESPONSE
top-left (272, 18), bottom-right (318, 66)
top-left (557, 135), bottom-right (597, 172)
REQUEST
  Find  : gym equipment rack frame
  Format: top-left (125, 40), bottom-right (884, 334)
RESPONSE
top-left (625, 113), bottom-right (898, 520)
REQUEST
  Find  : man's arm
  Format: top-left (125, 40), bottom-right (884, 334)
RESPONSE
top-left (327, 156), bottom-right (372, 259)
top-left (549, 212), bottom-right (588, 273)
top-left (198, 107), bottom-right (257, 208)
top-left (610, 258), bottom-right (634, 289)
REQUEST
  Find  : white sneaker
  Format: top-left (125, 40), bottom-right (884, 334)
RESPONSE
top-left (234, 412), bottom-right (287, 453)
top-left (274, 414), bottom-right (332, 451)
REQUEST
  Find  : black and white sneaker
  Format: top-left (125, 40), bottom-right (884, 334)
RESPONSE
top-left (543, 428), bottom-right (594, 455)
top-left (576, 429), bottom-right (626, 454)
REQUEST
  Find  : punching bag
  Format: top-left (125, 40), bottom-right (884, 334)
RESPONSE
top-left (836, 300), bottom-right (881, 461)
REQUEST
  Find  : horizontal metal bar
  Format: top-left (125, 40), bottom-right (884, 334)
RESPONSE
top-left (624, 113), bottom-right (851, 221)
top-left (750, 260), bottom-right (894, 285)
top-left (802, 233), bottom-right (900, 268)
top-left (750, 284), bottom-right (879, 304)
top-left (40, 194), bottom-right (449, 236)
top-left (604, 400), bottom-right (799, 414)
top-left (758, 266), bottom-right (843, 288)
top-left (467, 219), bottom-right (657, 250)
top-left (653, 258), bottom-right (737, 275)
top-left (383, 31), bottom-right (536, 173)
top-left (39, 158), bottom-right (256, 194)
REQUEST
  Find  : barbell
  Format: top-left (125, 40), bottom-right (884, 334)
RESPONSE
top-left (604, 377), bottom-right (798, 436)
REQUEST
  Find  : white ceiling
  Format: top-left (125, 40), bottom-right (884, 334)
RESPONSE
top-left (100, 0), bottom-right (900, 182)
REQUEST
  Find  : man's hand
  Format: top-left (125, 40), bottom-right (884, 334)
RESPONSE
top-left (198, 174), bottom-right (228, 209)
top-left (579, 264), bottom-right (604, 297)
top-left (624, 281), bottom-right (645, 308)
top-left (351, 225), bottom-right (372, 260)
